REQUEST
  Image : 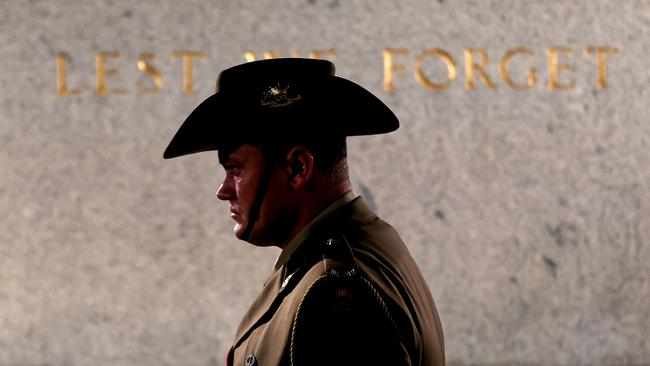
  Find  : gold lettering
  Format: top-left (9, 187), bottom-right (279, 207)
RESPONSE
top-left (584, 46), bottom-right (619, 89)
top-left (414, 49), bottom-right (457, 90)
top-left (56, 52), bottom-right (82, 95)
top-left (244, 52), bottom-right (257, 62)
top-left (264, 51), bottom-right (283, 59)
top-left (383, 48), bottom-right (409, 92)
top-left (309, 49), bottom-right (337, 60)
top-left (96, 52), bottom-right (126, 95)
top-left (172, 51), bottom-right (206, 94)
top-left (246, 49), bottom-right (336, 61)
top-left (464, 48), bottom-right (497, 91)
top-left (136, 52), bottom-right (163, 93)
top-left (500, 47), bottom-right (537, 90)
top-left (547, 47), bottom-right (575, 90)
top-left (244, 51), bottom-right (283, 61)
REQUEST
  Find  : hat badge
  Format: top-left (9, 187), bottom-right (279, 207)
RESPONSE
top-left (260, 82), bottom-right (302, 108)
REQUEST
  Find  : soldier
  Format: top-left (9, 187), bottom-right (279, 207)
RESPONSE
top-left (164, 58), bottom-right (444, 366)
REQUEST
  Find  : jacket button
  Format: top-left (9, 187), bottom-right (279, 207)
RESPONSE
top-left (245, 354), bottom-right (257, 366)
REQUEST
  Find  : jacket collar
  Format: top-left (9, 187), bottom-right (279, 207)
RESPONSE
top-left (273, 191), bottom-right (358, 271)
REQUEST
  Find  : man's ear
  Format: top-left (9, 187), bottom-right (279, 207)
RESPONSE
top-left (285, 146), bottom-right (314, 190)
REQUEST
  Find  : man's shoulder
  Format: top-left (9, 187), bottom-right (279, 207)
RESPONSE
top-left (287, 234), bottom-right (409, 365)
top-left (279, 223), bottom-right (443, 366)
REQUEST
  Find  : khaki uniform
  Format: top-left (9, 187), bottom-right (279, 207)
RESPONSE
top-left (226, 195), bottom-right (445, 366)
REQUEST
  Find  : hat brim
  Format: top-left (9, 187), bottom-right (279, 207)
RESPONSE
top-left (163, 76), bottom-right (398, 159)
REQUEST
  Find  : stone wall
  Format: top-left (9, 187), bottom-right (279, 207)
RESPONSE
top-left (1, 1), bottom-right (648, 365)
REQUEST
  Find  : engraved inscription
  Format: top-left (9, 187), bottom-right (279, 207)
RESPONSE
top-left (54, 46), bottom-right (619, 96)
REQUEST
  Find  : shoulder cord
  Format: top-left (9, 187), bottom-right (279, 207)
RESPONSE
top-left (231, 263), bottom-right (311, 352)
top-left (289, 272), bottom-right (404, 366)
top-left (289, 273), bottom-right (328, 366)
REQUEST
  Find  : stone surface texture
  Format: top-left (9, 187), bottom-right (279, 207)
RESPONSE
top-left (1, 0), bottom-right (648, 365)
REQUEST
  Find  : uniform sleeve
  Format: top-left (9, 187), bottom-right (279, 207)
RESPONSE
top-left (290, 273), bottom-right (411, 366)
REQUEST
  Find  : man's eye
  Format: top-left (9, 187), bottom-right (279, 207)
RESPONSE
top-left (227, 166), bottom-right (241, 175)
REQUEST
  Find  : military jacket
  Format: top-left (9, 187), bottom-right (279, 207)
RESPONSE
top-left (226, 196), bottom-right (445, 366)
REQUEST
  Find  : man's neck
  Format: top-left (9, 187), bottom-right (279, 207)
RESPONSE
top-left (280, 186), bottom-right (352, 249)
top-left (273, 190), bottom-right (356, 270)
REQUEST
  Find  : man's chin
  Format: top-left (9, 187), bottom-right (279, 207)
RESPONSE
top-left (233, 223), bottom-right (246, 240)
top-left (233, 223), bottom-right (260, 244)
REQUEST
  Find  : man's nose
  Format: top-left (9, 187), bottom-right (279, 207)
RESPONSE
top-left (216, 179), bottom-right (234, 201)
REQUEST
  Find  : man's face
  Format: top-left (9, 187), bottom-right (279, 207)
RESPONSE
top-left (216, 144), bottom-right (296, 246)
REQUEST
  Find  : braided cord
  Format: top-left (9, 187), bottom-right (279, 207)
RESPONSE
top-left (290, 274), bottom-right (329, 366)
top-left (360, 276), bottom-right (404, 345)
top-left (289, 273), bottom-right (404, 366)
